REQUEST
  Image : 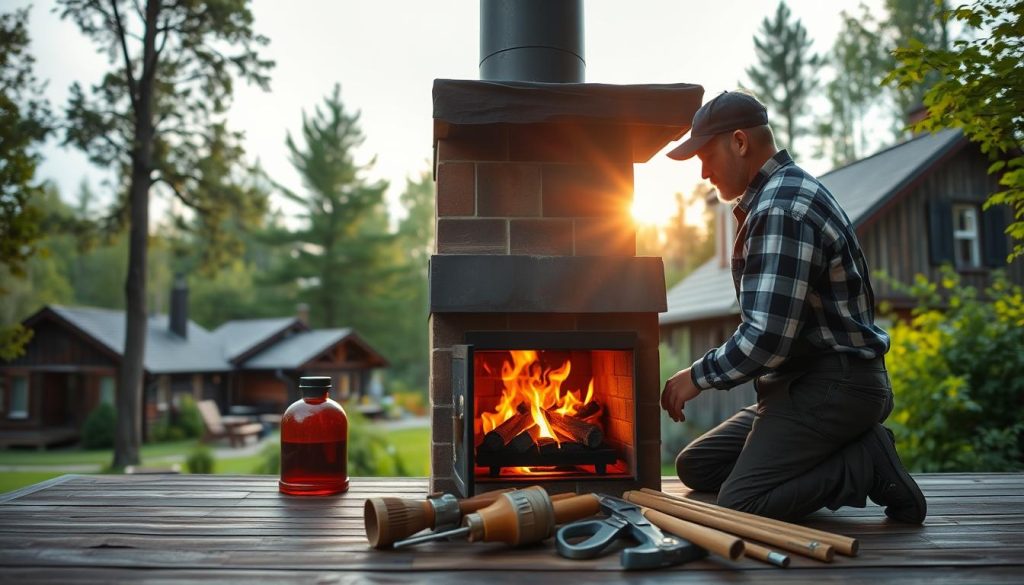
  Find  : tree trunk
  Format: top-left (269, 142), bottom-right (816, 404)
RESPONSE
top-left (113, 0), bottom-right (160, 469)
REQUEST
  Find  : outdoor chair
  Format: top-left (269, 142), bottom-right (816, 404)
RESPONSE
top-left (197, 400), bottom-right (263, 448)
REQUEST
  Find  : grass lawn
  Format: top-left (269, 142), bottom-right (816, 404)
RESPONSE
top-left (0, 471), bottom-right (67, 495)
top-left (0, 439), bottom-right (203, 467)
top-left (0, 424), bottom-right (432, 494)
top-left (386, 426), bottom-right (430, 476)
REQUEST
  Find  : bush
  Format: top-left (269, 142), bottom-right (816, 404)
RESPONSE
top-left (150, 394), bottom-right (205, 443)
top-left (185, 444), bottom-right (215, 474)
top-left (883, 268), bottom-right (1024, 472)
top-left (81, 403), bottom-right (117, 449)
top-left (176, 395), bottom-right (204, 439)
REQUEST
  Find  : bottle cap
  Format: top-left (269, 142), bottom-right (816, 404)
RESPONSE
top-left (299, 376), bottom-right (332, 397)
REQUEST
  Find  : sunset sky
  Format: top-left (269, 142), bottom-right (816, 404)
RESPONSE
top-left (21, 0), bottom-right (886, 228)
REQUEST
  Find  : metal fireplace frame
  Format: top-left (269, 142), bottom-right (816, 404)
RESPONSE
top-left (452, 330), bottom-right (638, 497)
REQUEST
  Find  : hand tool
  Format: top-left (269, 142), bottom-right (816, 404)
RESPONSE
top-left (555, 495), bottom-right (708, 570)
top-left (392, 486), bottom-right (599, 548)
top-left (364, 489), bottom-right (512, 549)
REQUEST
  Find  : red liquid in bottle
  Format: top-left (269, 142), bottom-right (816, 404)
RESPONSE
top-left (279, 378), bottom-right (349, 496)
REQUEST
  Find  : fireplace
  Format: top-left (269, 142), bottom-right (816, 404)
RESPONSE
top-left (428, 0), bottom-right (703, 496)
top-left (451, 331), bottom-right (638, 496)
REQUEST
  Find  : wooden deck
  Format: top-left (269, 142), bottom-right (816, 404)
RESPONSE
top-left (0, 474), bottom-right (1021, 583)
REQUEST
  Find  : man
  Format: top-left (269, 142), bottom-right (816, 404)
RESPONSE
top-left (661, 91), bottom-right (926, 523)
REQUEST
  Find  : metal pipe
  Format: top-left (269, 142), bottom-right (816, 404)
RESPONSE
top-left (479, 0), bottom-right (585, 82)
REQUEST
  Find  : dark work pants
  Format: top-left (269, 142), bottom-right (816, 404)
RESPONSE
top-left (675, 354), bottom-right (894, 521)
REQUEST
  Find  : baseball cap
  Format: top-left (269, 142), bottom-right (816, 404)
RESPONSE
top-left (666, 91), bottom-right (769, 160)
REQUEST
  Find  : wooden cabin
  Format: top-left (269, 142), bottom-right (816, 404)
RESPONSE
top-left (0, 303), bottom-right (388, 449)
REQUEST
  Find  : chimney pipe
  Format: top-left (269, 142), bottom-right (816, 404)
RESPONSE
top-left (169, 274), bottom-right (188, 339)
top-left (479, 0), bottom-right (585, 83)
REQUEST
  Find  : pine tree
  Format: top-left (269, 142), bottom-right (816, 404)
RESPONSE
top-left (390, 171), bottom-right (434, 389)
top-left (264, 84), bottom-right (397, 340)
top-left (818, 6), bottom-right (889, 166)
top-left (58, 0), bottom-right (273, 468)
top-left (744, 1), bottom-right (822, 159)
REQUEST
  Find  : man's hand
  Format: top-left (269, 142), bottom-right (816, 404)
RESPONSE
top-left (661, 367), bottom-right (701, 422)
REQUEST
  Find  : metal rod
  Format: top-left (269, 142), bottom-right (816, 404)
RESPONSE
top-left (392, 526), bottom-right (470, 549)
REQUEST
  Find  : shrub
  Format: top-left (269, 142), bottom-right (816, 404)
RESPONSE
top-left (883, 268), bottom-right (1024, 472)
top-left (82, 403), bottom-right (117, 449)
top-left (176, 395), bottom-right (204, 439)
top-left (185, 444), bottom-right (215, 474)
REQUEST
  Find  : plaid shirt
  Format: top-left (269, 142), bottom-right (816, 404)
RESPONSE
top-left (690, 150), bottom-right (890, 391)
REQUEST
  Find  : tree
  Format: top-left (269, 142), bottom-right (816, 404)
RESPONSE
top-left (58, 0), bottom-right (273, 468)
top-left (264, 84), bottom-right (397, 339)
top-left (818, 6), bottom-right (890, 166)
top-left (885, 0), bottom-right (1023, 261)
top-left (883, 0), bottom-right (950, 125)
top-left (0, 8), bottom-right (51, 359)
top-left (744, 1), bottom-right (822, 159)
top-left (389, 170), bottom-right (434, 389)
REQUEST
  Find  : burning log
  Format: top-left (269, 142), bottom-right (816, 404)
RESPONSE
top-left (546, 410), bottom-right (602, 448)
top-left (572, 401), bottom-right (601, 420)
top-left (481, 411), bottom-right (535, 451)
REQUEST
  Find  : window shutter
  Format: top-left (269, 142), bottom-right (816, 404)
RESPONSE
top-left (981, 204), bottom-right (1009, 267)
top-left (927, 198), bottom-right (954, 266)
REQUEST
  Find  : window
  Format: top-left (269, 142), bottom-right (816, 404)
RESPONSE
top-left (9, 376), bottom-right (29, 419)
top-left (952, 204), bottom-right (981, 269)
top-left (100, 376), bottom-right (115, 405)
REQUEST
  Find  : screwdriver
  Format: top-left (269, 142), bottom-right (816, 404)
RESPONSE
top-left (393, 486), bottom-right (600, 549)
top-left (364, 488), bottom-right (513, 549)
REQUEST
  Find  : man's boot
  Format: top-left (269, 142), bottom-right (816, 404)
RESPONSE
top-left (865, 424), bottom-right (927, 524)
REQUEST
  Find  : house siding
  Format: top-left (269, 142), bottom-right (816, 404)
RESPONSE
top-left (862, 144), bottom-right (1022, 306)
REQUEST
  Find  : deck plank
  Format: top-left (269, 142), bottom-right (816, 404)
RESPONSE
top-left (0, 474), bottom-right (1021, 583)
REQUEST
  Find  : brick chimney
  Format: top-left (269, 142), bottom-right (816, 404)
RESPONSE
top-left (169, 274), bottom-right (188, 339)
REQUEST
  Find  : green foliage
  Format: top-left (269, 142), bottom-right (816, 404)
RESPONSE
top-left (185, 444), bottom-right (215, 474)
top-left (261, 85), bottom-right (431, 389)
top-left (0, 8), bottom-right (51, 360)
top-left (743, 1), bottom-right (822, 157)
top-left (387, 171), bottom-right (434, 389)
top-left (883, 267), bottom-right (1024, 472)
top-left (152, 395), bottom-right (205, 442)
top-left (347, 408), bottom-right (411, 477)
top-left (82, 403), bottom-right (117, 449)
top-left (176, 395), bottom-right (205, 440)
top-left (263, 84), bottom-right (394, 327)
top-left (658, 340), bottom-right (711, 465)
top-left (885, 0), bottom-right (1024, 260)
top-left (819, 6), bottom-right (890, 165)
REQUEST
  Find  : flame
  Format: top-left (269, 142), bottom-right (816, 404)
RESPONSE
top-left (480, 350), bottom-right (594, 444)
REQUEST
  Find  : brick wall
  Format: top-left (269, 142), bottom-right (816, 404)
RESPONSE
top-left (435, 123), bottom-right (636, 257)
top-left (430, 120), bottom-right (663, 495)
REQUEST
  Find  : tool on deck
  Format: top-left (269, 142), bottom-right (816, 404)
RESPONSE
top-left (391, 486), bottom-right (599, 549)
top-left (555, 495), bottom-right (707, 570)
top-left (364, 488), bottom-right (512, 549)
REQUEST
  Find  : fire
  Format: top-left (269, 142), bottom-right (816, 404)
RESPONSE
top-left (480, 350), bottom-right (594, 443)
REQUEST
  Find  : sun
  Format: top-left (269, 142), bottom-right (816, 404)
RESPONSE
top-left (631, 194), bottom-right (671, 227)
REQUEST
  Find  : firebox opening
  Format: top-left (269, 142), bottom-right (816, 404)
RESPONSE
top-left (472, 348), bottom-right (635, 482)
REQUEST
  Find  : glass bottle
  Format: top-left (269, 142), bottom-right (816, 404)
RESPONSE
top-left (279, 376), bottom-right (349, 495)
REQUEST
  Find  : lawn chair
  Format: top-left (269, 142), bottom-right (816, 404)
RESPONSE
top-left (197, 400), bottom-right (263, 448)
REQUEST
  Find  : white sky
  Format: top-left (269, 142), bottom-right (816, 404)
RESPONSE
top-left (21, 0), bottom-right (886, 226)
